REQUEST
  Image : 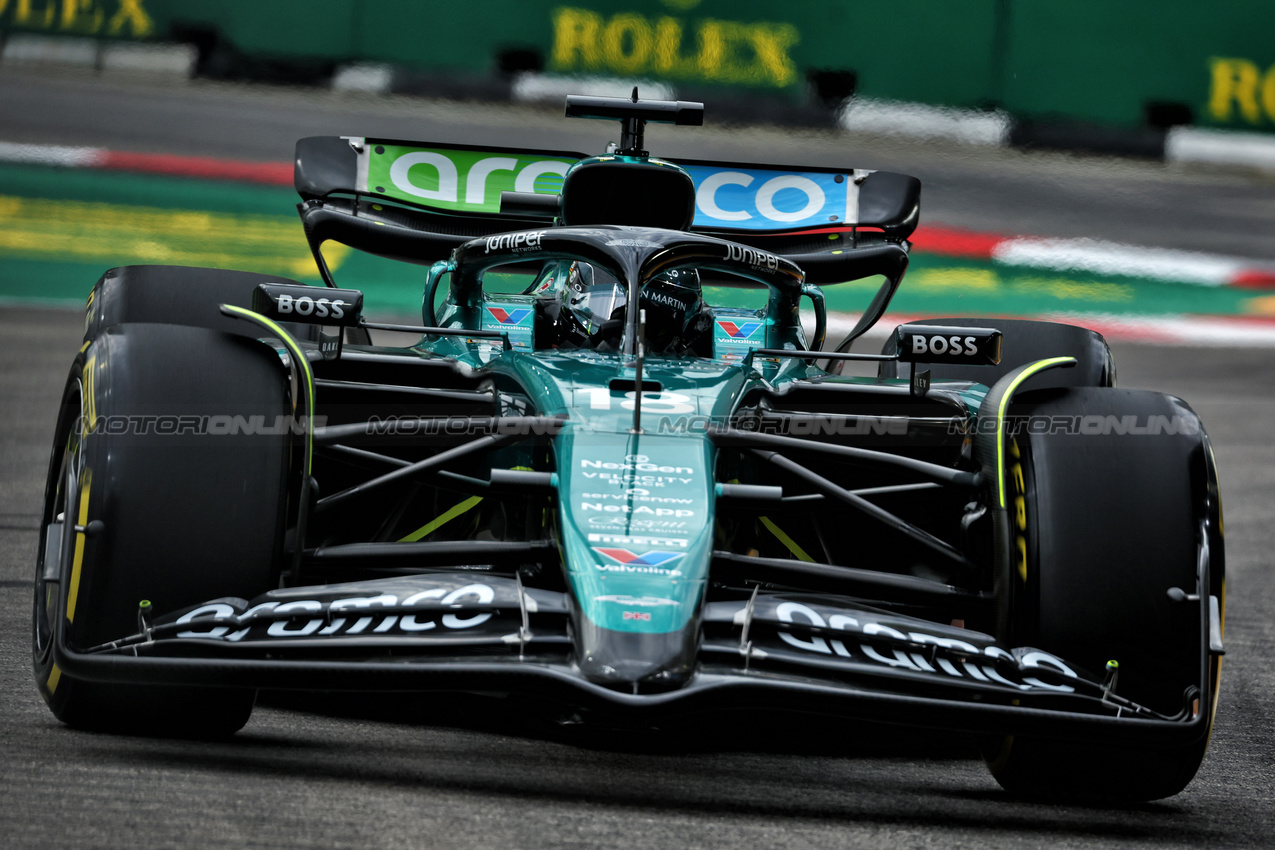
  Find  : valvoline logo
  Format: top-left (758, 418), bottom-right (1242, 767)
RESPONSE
top-left (593, 548), bottom-right (684, 567)
top-left (486, 307), bottom-right (532, 325)
top-left (717, 320), bottom-right (762, 339)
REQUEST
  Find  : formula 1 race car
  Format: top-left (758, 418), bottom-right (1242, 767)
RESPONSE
top-left (33, 94), bottom-right (1224, 802)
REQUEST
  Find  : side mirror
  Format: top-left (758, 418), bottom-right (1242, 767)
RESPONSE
top-left (252, 283), bottom-right (365, 360)
top-left (895, 324), bottom-right (1002, 366)
top-left (252, 283), bottom-right (364, 327)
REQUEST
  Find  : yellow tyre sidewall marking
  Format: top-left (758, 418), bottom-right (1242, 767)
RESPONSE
top-left (65, 469), bottom-right (91, 624)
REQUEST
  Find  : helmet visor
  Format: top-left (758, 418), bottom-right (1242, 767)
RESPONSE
top-left (566, 263), bottom-right (626, 334)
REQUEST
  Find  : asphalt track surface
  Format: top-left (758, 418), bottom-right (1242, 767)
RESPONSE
top-left (2, 68), bottom-right (1275, 848)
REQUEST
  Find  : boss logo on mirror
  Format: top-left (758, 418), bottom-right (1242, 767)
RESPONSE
top-left (253, 284), bottom-right (363, 327)
top-left (913, 334), bottom-right (979, 356)
top-left (895, 324), bottom-right (1002, 365)
top-left (277, 294), bottom-right (347, 319)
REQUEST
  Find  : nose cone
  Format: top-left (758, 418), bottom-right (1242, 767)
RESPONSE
top-left (577, 623), bottom-right (698, 693)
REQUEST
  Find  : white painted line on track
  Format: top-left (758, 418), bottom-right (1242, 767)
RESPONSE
top-left (100, 42), bottom-right (196, 75)
top-left (512, 73), bottom-right (676, 103)
top-left (0, 34), bottom-right (99, 66)
top-left (333, 63), bottom-right (395, 94)
top-left (990, 237), bottom-right (1256, 287)
top-left (1166, 126), bottom-right (1275, 174)
top-left (1057, 313), bottom-right (1275, 347)
top-left (0, 141), bottom-right (103, 167)
top-left (837, 98), bottom-right (1011, 147)
top-left (0, 34), bottom-right (195, 75)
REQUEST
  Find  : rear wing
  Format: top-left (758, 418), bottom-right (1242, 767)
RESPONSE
top-left (294, 136), bottom-right (920, 283)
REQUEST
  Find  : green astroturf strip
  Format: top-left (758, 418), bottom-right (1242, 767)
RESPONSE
top-left (0, 163), bottom-right (298, 216)
top-left (0, 257), bottom-right (104, 305)
top-left (816, 254), bottom-right (1252, 318)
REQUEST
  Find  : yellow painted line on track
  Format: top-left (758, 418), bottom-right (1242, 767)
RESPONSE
top-left (0, 194), bottom-right (348, 279)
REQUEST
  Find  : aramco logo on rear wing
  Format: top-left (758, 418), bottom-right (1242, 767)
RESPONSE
top-left (370, 146), bottom-right (855, 231)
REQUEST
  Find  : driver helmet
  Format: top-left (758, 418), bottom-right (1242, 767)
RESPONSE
top-left (564, 261), bottom-right (626, 338)
top-left (637, 267), bottom-right (703, 352)
top-left (562, 262), bottom-right (704, 352)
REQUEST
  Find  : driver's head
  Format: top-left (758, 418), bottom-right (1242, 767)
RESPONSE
top-left (639, 267), bottom-right (703, 352)
top-left (561, 263), bottom-right (704, 352)
top-left (564, 261), bottom-right (625, 338)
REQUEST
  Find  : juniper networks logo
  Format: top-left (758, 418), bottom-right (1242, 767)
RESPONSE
top-left (486, 307), bottom-right (531, 325)
top-left (717, 320), bottom-right (762, 339)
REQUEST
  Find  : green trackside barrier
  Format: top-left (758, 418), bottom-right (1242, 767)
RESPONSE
top-left (0, 0), bottom-right (1002, 104)
top-left (0, 0), bottom-right (356, 55)
top-left (3, 1), bottom-right (1275, 133)
top-left (1000, 0), bottom-right (1275, 131)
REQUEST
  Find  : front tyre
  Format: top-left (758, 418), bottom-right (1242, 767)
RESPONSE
top-left (983, 387), bottom-right (1223, 802)
top-left (33, 325), bottom-right (291, 737)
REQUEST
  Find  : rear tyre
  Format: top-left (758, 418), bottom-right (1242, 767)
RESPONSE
top-left (33, 325), bottom-right (292, 737)
top-left (982, 387), bottom-right (1223, 801)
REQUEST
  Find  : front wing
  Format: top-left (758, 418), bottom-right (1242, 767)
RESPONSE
top-left (53, 571), bottom-right (1214, 746)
